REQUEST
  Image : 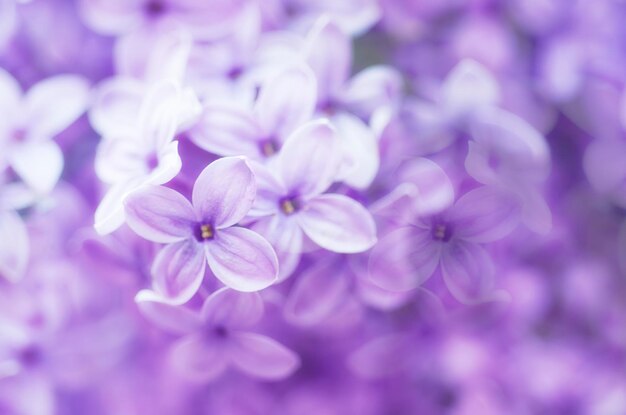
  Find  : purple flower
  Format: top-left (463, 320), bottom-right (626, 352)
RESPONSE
top-left (189, 64), bottom-right (317, 161)
top-left (246, 120), bottom-right (377, 277)
top-left (0, 69), bottom-right (89, 194)
top-left (93, 80), bottom-right (201, 234)
top-left (370, 181), bottom-right (520, 304)
top-left (125, 156), bottom-right (278, 303)
top-left (138, 287), bottom-right (299, 381)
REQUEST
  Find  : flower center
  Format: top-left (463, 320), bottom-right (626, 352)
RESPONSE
top-left (11, 128), bottom-right (27, 143)
top-left (259, 138), bottom-right (280, 157)
top-left (432, 223), bottom-right (453, 242)
top-left (279, 197), bottom-right (299, 215)
top-left (145, 152), bottom-right (159, 170)
top-left (145, 0), bottom-right (166, 16)
top-left (194, 223), bottom-right (215, 241)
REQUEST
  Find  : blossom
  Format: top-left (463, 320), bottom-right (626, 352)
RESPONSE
top-left (138, 287), bottom-right (299, 381)
top-left (0, 68), bottom-right (89, 194)
top-left (93, 79), bottom-right (201, 234)
top-left (125, 156), bottom-right (278, 303)
top-left (246, 120), bottom-right (377, 279)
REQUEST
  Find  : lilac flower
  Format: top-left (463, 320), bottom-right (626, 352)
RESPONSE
top-left (246, 120), bottom-right (377, 278)
top-left (0, 0), bottom-right (18, 51)
top-left (304, 19), bottom-right (403, 188)
top-left (125, 156), bottom-right (278, 303)
top-left (138, 287), bottom-right (299, 381)
top-left (189, 64), bottom-right (317, 161)
top-left (93, 80), bottom-right (201, 234)
top-left (369, 171), bottom-right (520, 304)
top-left (0, 69), bottom-right (89, 194)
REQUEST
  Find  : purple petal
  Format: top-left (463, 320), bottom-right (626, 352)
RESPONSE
top-left (340, 65), bottom-right (403, 119)
top-left (89, 77), bottom-right (143, 137)
top-left (192, 156), bottom-right (256, 228)
top-left (229, 332), bottom-right (300, 380)
top-left (305, 18), bottom-right (351, 102)
top-left (124, 185), bottom-right (195, 243)
top-left (254, 64), bottom-right (317, 140)
top-left (95, 179), bottom-right (143, 235)
top-left (440, 241), bottom-right (496, 305)
top-left (440, 59), bottom-right (500, 119)
top-left (151, 240), bottom-right (206, 304)
top-left (448, 186), bottom-right (521, 243)
top-left (200, 287), bottom-right (264, 329)
top-left (399, 157), bottom-right (454, 216)
top-left (278, 120), bottom-right (341, 197)
top-left (189, 106), bottom-right (263, 158)
top-left (78, 0), bottom-right (144, 35)
top-left (0, 68), bottom-right (22, 119)
top-left (250, 215), bottom-right (303, 281)
top-left (25, 75), bottom-right (90, 139)
top-left (284, 260), bottom-right (350, 325)
top-left (348, 334), bottom-right (413, 378)
top-left (297, 194), bottom-right (376, 253)
top-left (0, 211), bottom-right (29, 283)
top-left (521, 188), bottom-right (552, 235)
top-left (333, 113), bottom-right (380, 189)
top-left (170, 334), bottom-right (228, 382)
top-left (368, 226), bottom-right (440, 292)
top-left (135, 290), bottom-right (202, 334)
top-left (205, 227), bottom-right (278, 292)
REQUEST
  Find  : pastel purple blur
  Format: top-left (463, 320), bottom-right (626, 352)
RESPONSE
top-left (1, 0), bottom-right (626, 414)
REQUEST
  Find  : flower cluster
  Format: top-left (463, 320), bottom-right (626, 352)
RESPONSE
top-left (1, 0), bottom-right (626, 414)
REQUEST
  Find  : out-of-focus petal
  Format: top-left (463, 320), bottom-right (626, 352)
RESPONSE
top-left (340, 65), bottom-right (403, 119)
top-left (440, 240), bottom-right (498, 305)
top-left (151, 239), bottom-right (206, 304)
top-left (305, 18), bottom-right (351, 102)
top-left (124, 185), bottom-right (195, 243)
top-left (135, 291), bottom-right (202, 333)
top-left (278, 120), bottom-right (340, 197)
top-left (399, 157), bottom-right (455, 216)
top-left (192, 157), bottom-right (256, 228)
top-left (0, 211), bottom-right (29, 283)
top-left (230, 332), bottom-right (299, 380)
top-left (89, 77), bottom-right (143, 137)
top-left (368, 226), bottom-right (440, 292)
top-left (9, 140), bottom-right (64, 194)
top-left (297, 194), bottom-right (376, 253)
top-left (25, 75), bottom-right (90, 139)
top-left (333, 113), bottom-right (380, 189)
top-left (0, 68), bottom-right (22, 122)
top-left (205, 226), bottom-right (278, 292)
top-left (78, 0), bottom-right (145, 35)
top-left (254, 64), bottom-right (317, 140)
top-left (449, 186), bottom-right (520, 243)
top-left (189, 107), bottom-right (263, 158)
top-left (284, 260), bottom-right (349, 325)
top-left (170, 334), bottom-right (228, 382)
top-left (440, 59), bottom-right (500, 120)
top-left (201, 287), bottom-right (264, 329)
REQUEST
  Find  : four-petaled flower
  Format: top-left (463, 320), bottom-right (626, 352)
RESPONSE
top-left (125, 156), bottom-right (278, 304)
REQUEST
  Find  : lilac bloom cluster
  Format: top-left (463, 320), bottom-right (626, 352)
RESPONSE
top-left (1, 0), bottom-right (626, 414)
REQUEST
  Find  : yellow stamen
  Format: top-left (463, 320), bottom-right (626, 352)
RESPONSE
top-left (280, 199), bottom-right (297, 215)
top-left (200, 224), bottom-right (214, 239)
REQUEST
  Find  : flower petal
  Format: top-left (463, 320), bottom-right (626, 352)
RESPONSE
top-left (340, 65), bottom-right (403, 119)
top-left (189, 106), bottom-right (263, 158)
top-left (135, 290), bottom-right (202, 334)
top-left (9, 140), bottom-right (64, 194)
top-left (124, 185), bottom-right (195, 243)
top-left (200, 287), bottom-right (264, 329)
top-left (448, 186), bottom-right (521, 243)
top-left (192, 156), bottom-right (256, 228)
top-left (278, 120), bottom-right (341, 197)
top-left (333, 113), bottom-right (380, 189)
top-left (297, 194), bottom-right (376, 253)
top-left (89, 77), bottom-right (143, 137)
top-left (305, 18), bottom-right (351, 102)
top-left (368, 226), bottom-right (440, 292)
top-left (399, 157), bottom-right (455, 216)
top-left (0, 211), bottom-right (29, 283)
top-left (0, 68), bottom-right (22, 124)
top-left (94, 179), bottom-right (142, 235)
top-left (170, 334), bottom-right (228, 382)
top-left (441, 59), bottom-right (500, 120)
top-left (284, 260), bottom-right (349, 325)
top-left (151, 239), bottom-right (206, 304)
top-left (230, 332), bottom-right (299, 380)
top-left (205, 227), bottom-right (278, 292)
top-left (440, 241), bottom-right (496, 305)
top-left (25, 75), bottom-right (90, 139)
top-left (254, 64), bottom-right (317, 140)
